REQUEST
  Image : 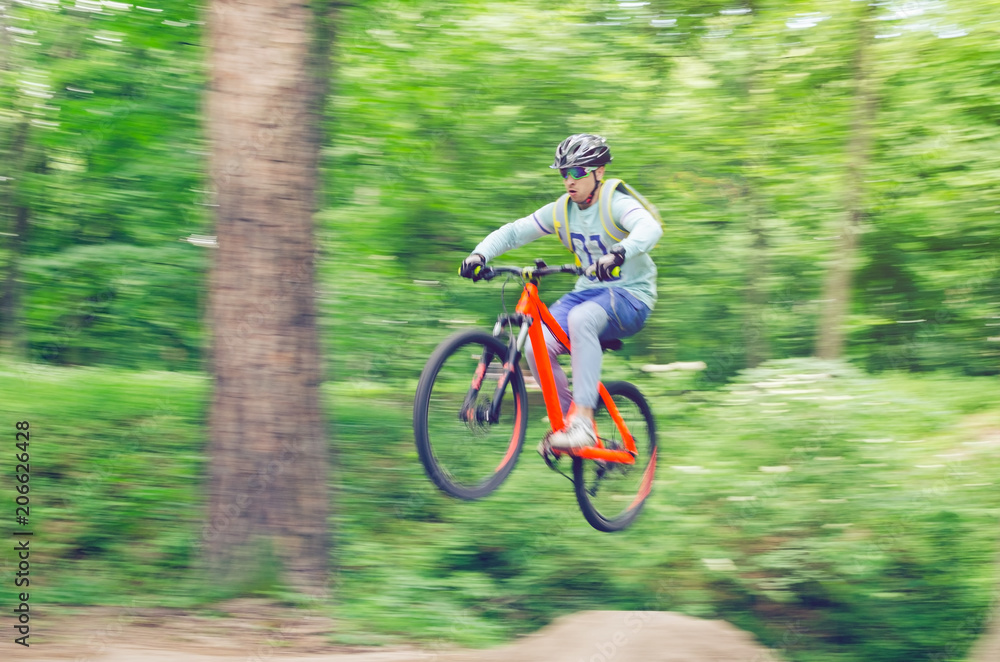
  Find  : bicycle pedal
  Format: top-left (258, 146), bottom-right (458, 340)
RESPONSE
top-left (536, 437), bottom-right (552, 457)
top-left (537, 437), bottom-right (560, 469)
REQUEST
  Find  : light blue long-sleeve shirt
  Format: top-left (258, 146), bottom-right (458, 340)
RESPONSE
top-left (473, 189), bottom-right (662, 309)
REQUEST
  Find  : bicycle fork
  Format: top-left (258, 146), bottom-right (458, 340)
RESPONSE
top-left (458, 316), bottom-right (530, 425)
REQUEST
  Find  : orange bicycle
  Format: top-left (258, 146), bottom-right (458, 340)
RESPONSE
top-left (413, 260), bottom-right (657, 532)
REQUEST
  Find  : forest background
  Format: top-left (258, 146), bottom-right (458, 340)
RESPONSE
top-left (1, 1), bottom-right (999, 661)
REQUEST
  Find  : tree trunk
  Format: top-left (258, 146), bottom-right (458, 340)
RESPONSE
top-left (0, 203), bottom-right (28, 358)
top-left (740, 5), bottom-right (770, 369)
top-left (815, 4), bottom-right (877, 360)
top-left (204, 0), bottom-right (331, 593)
top-left (743, 195), bottom-right (769, 368)
top-left (0, 6), bottom-right (27, 359)
top-left (0, 119), bottom-right (29, 360)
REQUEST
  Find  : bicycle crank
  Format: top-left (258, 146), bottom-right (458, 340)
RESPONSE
top-left (537, 435), bottom-right (575, 484)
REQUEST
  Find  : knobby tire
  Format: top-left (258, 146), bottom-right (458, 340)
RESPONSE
top-left (413, 329), bottom-right (528, 500)
top-left (573, 381), bottom-right (657, 532)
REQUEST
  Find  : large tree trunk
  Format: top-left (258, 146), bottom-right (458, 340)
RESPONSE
top-left (815, 4), bottom-right (877, 360)
top-left (204, 0), bottom-right (331, 593)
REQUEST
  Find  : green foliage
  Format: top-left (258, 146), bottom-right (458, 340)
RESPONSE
top-left (0, 363), bottom-right (208, 603)
top-left (22, 243), bottom-right (205, 368)
top-left (324, 0), bottom-right (1000, 383)
top-left (2, 1), bottom-right (1000, 659)
top-left (2, 0), bottom-right (998, 378)
top-left (1, 0), bottom-right (208, 364)
top-left (3, 360), bottom-right (997, 660)
top-left (331, 359), bottom-right (1000, 660)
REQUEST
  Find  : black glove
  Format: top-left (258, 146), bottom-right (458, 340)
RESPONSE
top-left (595, 244), bottom-right (626, 281)
top-left (459, 253), bottom-right (487, 281)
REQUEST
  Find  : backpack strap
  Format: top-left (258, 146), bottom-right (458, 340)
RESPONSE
top-left (552, 194), bottom-right (583, 267)
top-left (598, 179), bottom-right (664, 242)
top-left (619, 180), bottom-right (663, 225)
top-left (552, 192), bottom-right (572, 251)
top-left (598, 178), bottom-right (628, 242)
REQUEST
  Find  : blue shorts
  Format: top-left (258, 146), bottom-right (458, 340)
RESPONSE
top-left (548, 287), bottom-right (651, 342)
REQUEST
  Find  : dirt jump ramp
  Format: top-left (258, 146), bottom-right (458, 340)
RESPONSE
top-left (438, 611), bottom-right (780, 662)
top-left (21, 610), bottom-right (780, 662)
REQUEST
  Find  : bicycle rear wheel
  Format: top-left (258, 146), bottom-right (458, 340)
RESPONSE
top-left (573, 381), bottom-right (657, 532)
top-left (413, 329), bottom-right (527, 500)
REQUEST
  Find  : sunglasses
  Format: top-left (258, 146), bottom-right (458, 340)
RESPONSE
top-left (559, 166), bottom-right (597, 180)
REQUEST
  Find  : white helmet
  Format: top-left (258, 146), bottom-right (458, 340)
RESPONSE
top-left (550, 134), bottom-right (613, 169)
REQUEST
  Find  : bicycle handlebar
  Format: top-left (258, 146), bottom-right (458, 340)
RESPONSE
top-left (479, 263), bottom-right (585, 281)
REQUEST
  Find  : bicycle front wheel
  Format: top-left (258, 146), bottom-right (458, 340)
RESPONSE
top-left (573, 381), bottom-right (657, 532)
top-left (413, 329), bottom-right (528, 500)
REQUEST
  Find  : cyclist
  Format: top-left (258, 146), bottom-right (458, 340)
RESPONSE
top-left (460, 134), bottom-right (662, 450)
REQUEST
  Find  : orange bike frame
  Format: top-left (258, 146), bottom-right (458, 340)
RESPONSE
top-left (514, 282), bottom-right (637, 465)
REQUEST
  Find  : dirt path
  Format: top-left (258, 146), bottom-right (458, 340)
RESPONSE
top-left (11, 604), bottom-right (780, 662)
top-left (971, 624), bottom-right (1000, 662)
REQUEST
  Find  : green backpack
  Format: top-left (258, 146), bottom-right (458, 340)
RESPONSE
top-left (552, 178), bottom-right (662, 266)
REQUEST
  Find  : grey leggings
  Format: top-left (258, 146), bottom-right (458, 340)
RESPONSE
top-left (524, 301), bottom-right (608, 411)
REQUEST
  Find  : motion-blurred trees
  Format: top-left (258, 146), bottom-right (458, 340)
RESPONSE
top-left (0, 3), bottom-right (29, 358)
top-left (203, 0), bottom-right (333, 591)
top-left (1, 0), bottom-right (997, 378)
top-left (0, 0), bottom-right (207, 367)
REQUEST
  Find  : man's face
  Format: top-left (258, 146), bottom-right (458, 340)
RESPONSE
top-left (563, 165), bottom-right (605, 205)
